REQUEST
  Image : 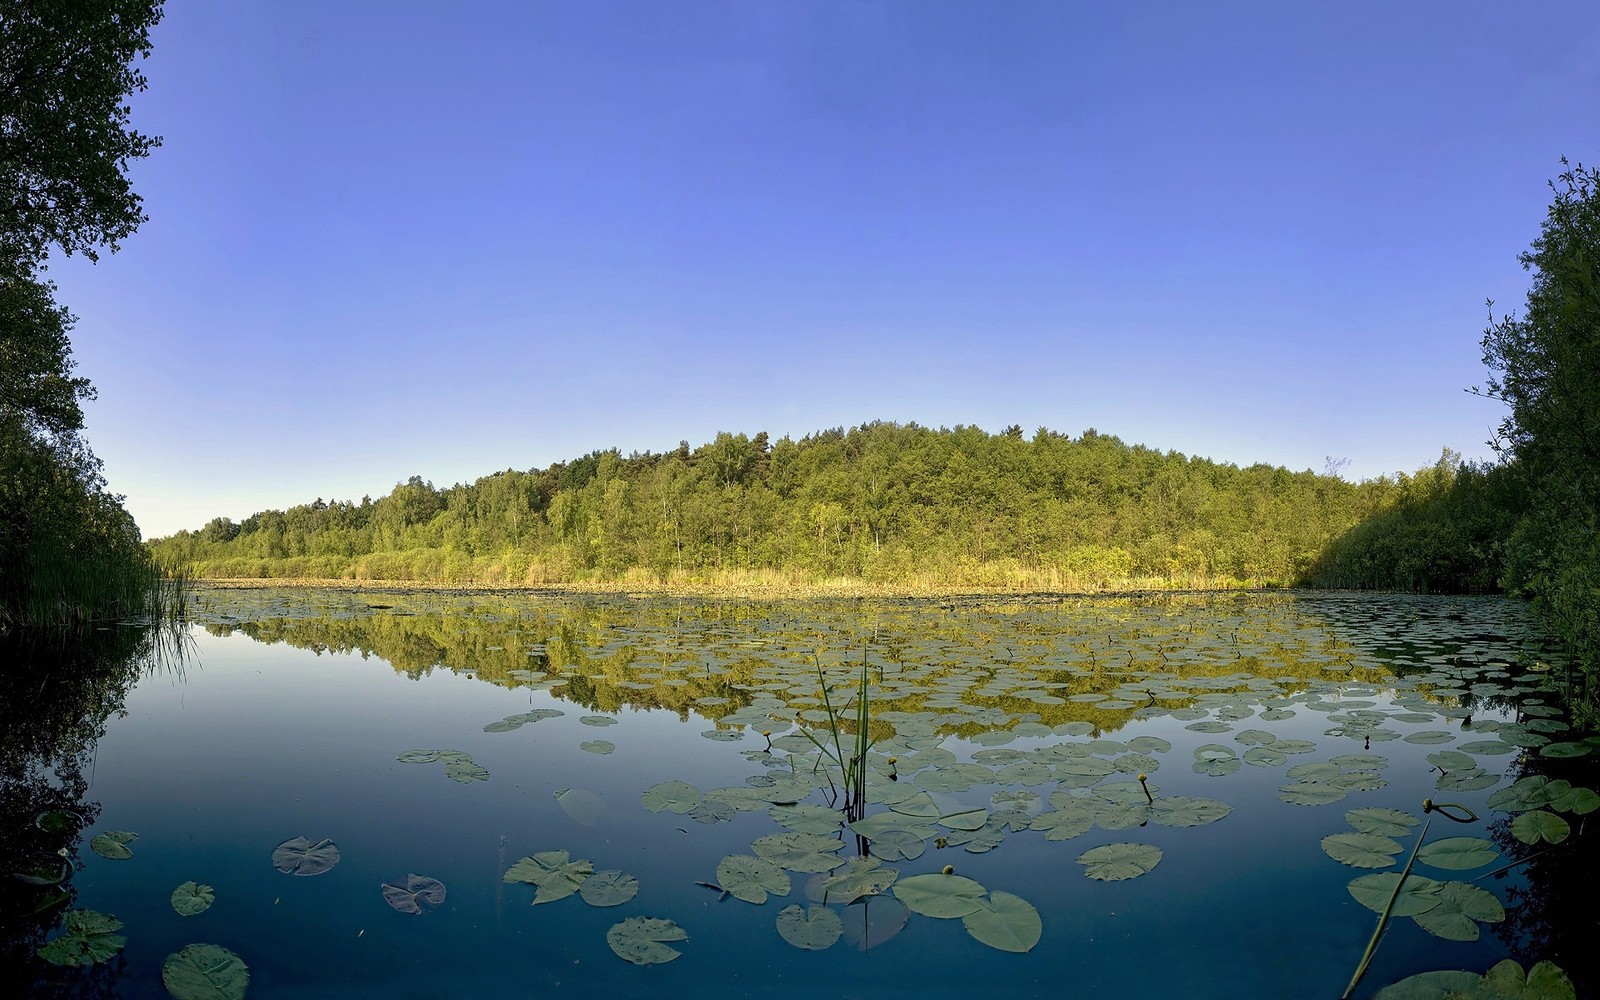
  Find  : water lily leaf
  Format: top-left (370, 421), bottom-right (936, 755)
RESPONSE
top-left (397, 749), bottom-right (441, 763)
top-left (1321, 832), bottom-right (1402, 868)
top-left (1243, 746), bottom-right (1288, 767)
top-left (1548, 785), bottom-right (1599, 815)
top-left (606, 916), bottom-right (687, 965)
top-left (1077, 842), bottom-right (1162, 881)
top-left (1347, 873), bottom-right (1443, 916)
top-left (962, 890), bottom-right (1042, 952)
top-left (1372, 969), bottom-right (1483, 1000)
top-left (850, 812), bottom-right (938, 841)
top-left (580, 740), bottom-right (614, 755)
top-left (37, 910), bottom-right (125, 966)
top-left (771, 804), bottom-right (844, 835)
top-left (1288, 762), bottom-right (1342, 781)
top-left (893, 872), bottom-right (987, 917)
top-left (1458, 740), bottom-right (1518, 756)
top-left (443, 756), bottom-right (490, 783)
top-left (161, 943), bottom-right (249, 1000)
top-left (1031, 804), bottom-right (1095, 841)
top-left (642, 780), bottom-right (701, 814)
top-left (554, 788), bottom-right (606, 827)
top-left (1330, 772), bottom-right (1388, 792)
top-left (1278, 782), bottom-right (1347, 806)
top-left (1436, 769), bottom-right (1498, 792)
top-left (1481, 959), bottom-right (1577, 999)
top-left (1403, 731), bottom-right (1456, 745)
top-left (777, 904), bottom-right (843, 950)
top-left (271, 836), bottom-right (340, 876)
top-left (89, 830), bottom-right (137, 861)
top-left (687, 799), bottom-right (737, 825)
top-left (578, 869), bottom-right (639, 907)
top-left (1510, 810), bottom-right (1570, 845)
top-left (809, 857), bottom-right (899, 904)
top-left (1416, 837), bottom-right (1499, 871)
top-left (503, 850), bottom-right (593, 903)
top-left (381, 874), bottom-right (446, 914)
top-left (716, 855), bottom-right (790, 904)
top-left (1346, 807), bottom-right (1420, 837)
top-left (752, 832), bottom-right (847, 873)
top-left (580, 715), bottom-right (618, 727)
top-left (1488, 776), bottom-right (1558, 813)
top-left (170, 882), bottom-right (214, 916)
top-left (1149, 796), bottom-right (1231, 828)
top-left (1410, 881), bottom-right (1504, 941)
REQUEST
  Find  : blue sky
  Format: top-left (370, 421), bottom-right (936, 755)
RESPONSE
top-left (46, 1), bottom-right (1600, 539)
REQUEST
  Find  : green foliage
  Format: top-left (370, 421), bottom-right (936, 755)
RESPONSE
top-left (1480, 159), bottom-right (1600, 671)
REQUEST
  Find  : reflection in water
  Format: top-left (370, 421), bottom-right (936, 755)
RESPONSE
top-left (1, 623), bottom-right (190, 998)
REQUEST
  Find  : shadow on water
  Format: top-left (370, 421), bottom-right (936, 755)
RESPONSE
top-left (0, 621), bottom-right (192, 998)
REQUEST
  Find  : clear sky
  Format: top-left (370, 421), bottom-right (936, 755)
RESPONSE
top-left (44, 1), bottom-right (1600, 539)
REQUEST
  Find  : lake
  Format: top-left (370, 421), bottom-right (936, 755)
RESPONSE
top-left (8, 588), bottom-right (1597, 999)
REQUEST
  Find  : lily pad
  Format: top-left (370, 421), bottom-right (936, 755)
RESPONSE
top-left (1410, 881), bottom-right (1504, 941)
top-left (1416, 837), bottom-right (1499, 871)
top-left (89, 830), bottom-right (137, 861)
top-left (1278, 782), bottom-right (1347, 806)
top-left (170, 882), bottom-right (215, 916)
top-left (1031, 804), bottom-right (1095, 841)
top-left (777, 904), bottom-right (843, 950)
top-left (37, 910), bottom-right (125, 967)
top-left (381, 874), bottom-right (446, 914)
top-left (642, 780), bottom-right (701, 814)
top-left (580, 740), bottom-right (615, 755)
top-left (606, 916), bottom-right (687, 965)
top-left (1321, 832), bottom-right (1403, 869)
top-left (1510, 810), bottom-right (1570, 845)
top-left (1480, 959), bottom-right (1578, 999)
top-left (161, 943), bottom-right (250, 1000)
top-left (503, 850), bottom-right (593, 904)
top-left (1372, 969), bottom-right (1485, 1000)
top-left (893, 872), bottom-right (987, 917)
top-left (753, 831), bottom-right (848, 873)
top-left (808, 857), bottom-right (899, 904)
top-left (271, 836), bottom-right (340, 876)
top-left (716, 855), bottom-right (790, 904)
top-left (1148, 796), bottom-right (1231, 828)
top-left (961, 890), bottom-right (1042, 952)
top-left (771, 804), bottom-right (844, 835)
top-left (579, 870), bottom-right (640, 907)
top-left (1347, 872), bottom-right (1443, 916)
top-left (1077, 842), bottom-right (1163, 881)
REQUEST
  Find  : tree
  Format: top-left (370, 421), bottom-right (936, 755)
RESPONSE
top-left (1, 0), bottom-right (163, 266)
top-left (1480, 159), bottom-right (1600, 666)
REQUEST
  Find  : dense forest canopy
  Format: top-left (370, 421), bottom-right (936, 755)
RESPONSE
top-left (148, 422), bottom-right (1507, 594)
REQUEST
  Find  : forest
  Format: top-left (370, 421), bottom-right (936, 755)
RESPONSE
top-left (148, 423), bottom-right (1513, 596)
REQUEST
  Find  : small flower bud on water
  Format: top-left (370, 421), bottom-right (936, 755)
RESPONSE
top-left (942, 865), bottom-right (955, 875)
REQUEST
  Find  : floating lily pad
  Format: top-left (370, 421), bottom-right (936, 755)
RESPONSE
top-left (162, 943), bottom-right (249, 1000)
top-left (1372, 969), bottom-right (1484, 1000)
top-left (503, 850), bottom-right (593, 904)
top-left (1479, 959), bottom-right (1577, 999)
top-left (1031, 803), bottom-right (1095, 841)
top-left (642, 780), bottom-right (701, 814)
top-left (37, 910), bottom-right (125, 967)
top-left (381, 874), bottom-right (446, 914)
top-left (1548, 784), bottom-right (1599, 815)
top-left (771, 804), bottom-right (844, 835)
top-left (580, 740), bottom-right (615, 755)
top-left (1347, 872), bottom-right (1443, 916)
top-left (170, 882), bottom-right (215, 916)
top-left (397, 749), bottom-right (442, 763)
top-left (1510, 810), bottom-right (1570, 845)
top-left (606, 916), bottom-right (687, 965)
top-left (271, 836), bottom-right (340, 876)
top-left (1077, 842), bottom-right (1162, 881)
top-left (580, 870), bottom-right (640, 907)
top-left (752, 832), bottom-right (847, 873)
top-left (1346, 807), bottom-right (1420, 837)
top-left (716, 855), bottom-right (790, 904)
top-left (89, 830), bottom-right (137, 861)
top-left (1149, 796), bottom-right (1231, 828)
top-left (777, 904), bottom-right (843, 950)
top-left (1416, 837), bottom-right (1499, 871)
top-left (808, 857), bottom-right (899, 904)
top-left (962, 890), bottom-right (1042, 952)
top-left (1410, 881), bottom-right (1504, 941)
top-left (580, 715), bottom-right (619, 727)
top-left (1278, 782), bottom-right (1347, 806)
top-left (1321, 832), bottom-right (1403, 868)
top-left (893, 872), bottom-right (987, 917)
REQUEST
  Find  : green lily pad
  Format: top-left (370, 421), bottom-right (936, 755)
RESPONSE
top-left (893, 872), bottom-right (987, 917)
top-left (777, 904), bottom-right (843, 950)
top-left (397, 749), bottom-right (442, 763)
top-left (1416, 837), bottom-right (1499, 871)
top-left (170, 882), bottom-right (215, 916)
top-left (1148, 796), bottom-right (1231, 828)
top-left (1077, 842), bottom-right (1162, 881)
top-left (271, 836), bottom-right (340, 876)
top-left (1031, 804), bottom-right (1095, 841)
top-left (1278, 782), bottom-right (1347, 806)
top-left (576, 870), bottom-right (636, 908)
top-left (503, 850), bottom-right (593, 904)
top-left (1243, 746), bottom-right (1288, 767)
top-left (1410, 881), bottom-right (1504, 941)
top-left (1510, 810), bottom-right (1570, 845)
top-left (642, 780), bottom-right (701, 814)
top-left (1321, 832), bottom-right (1402, 868)
top-left (716, 855), bottom-right (790, 904)
top-left (1488, 776), bottom-right (1558, 813)
top-left (161, 943), bottom-right (250, 1000)
top-left (89, 830), bottom-right (137, 861)
top-left (1540, 741), bottom-right (1592, 759)
top-left (1480, 959), bottom-right (1577, 999)
top-left (961, 890), bottom-right (1042, 952)
top-left (37, 910), bottom-right (125, 966)
top-left (580, 740), bottom-right (615, 755)
top-left (581, 715), bottom-right (619, 727)
top-left (751, 832), bottom-right (847, 873)
top-left (606, 916), bottom-right (687, 965)
top-left (1548, 785), bottom-right (1599, 815)
top-left (1347, 872), bottom-right (1443, 916)
top-left (808, 857), bottom-right (899, 904)
top-left (771, 804), bottom-right (844, 835)
top-left (381, 874), bottom-right (446, 914)
top-left (1372, 969), bottom-right (1484, 1000)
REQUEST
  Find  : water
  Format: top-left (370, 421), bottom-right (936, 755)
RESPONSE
top-left (7, 589), bottom-right (1596, 998)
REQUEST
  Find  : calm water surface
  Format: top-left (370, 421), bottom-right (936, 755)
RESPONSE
top-left (12, 589), bottom-right (1597, 998)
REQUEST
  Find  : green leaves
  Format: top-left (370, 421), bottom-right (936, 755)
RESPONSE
top-left (271, 836), bottom-right (340, 876)
top-left (578, 870), bottom-right (639, 907)
top-left (776, 904), bottom-right (843, 950)
top-left (1510, 810), bottom-right (1570, 845)
top-left (161, 944), bottom-right (250, 1000)
top-left (893, 873), bottom-right (987, 917)
top-left (715, 855), bottom-right (790, 904)
top-left (37, 910), bottom-right (125, 966)
top-left (503, 850), bottom-right (593, 904)
top-left (641, 780), bottom-right (701, 814)
top-left (89, 829), bottom-right (137, 860)
top-left (170, 881), bottom-right (215, 916)
top-left (960, 891), bottom-right (1042, 953)
top-left (1321, 833), bottom-right (1403, 869)
top-left (1415, 837), bottom-right (1499, 871)
top-left (381, 874), bottom-right (446, 914)
top-left (606, 916), bottom-right (687, 965)
top-left (1077, 843), bottom-right (1163, 881)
